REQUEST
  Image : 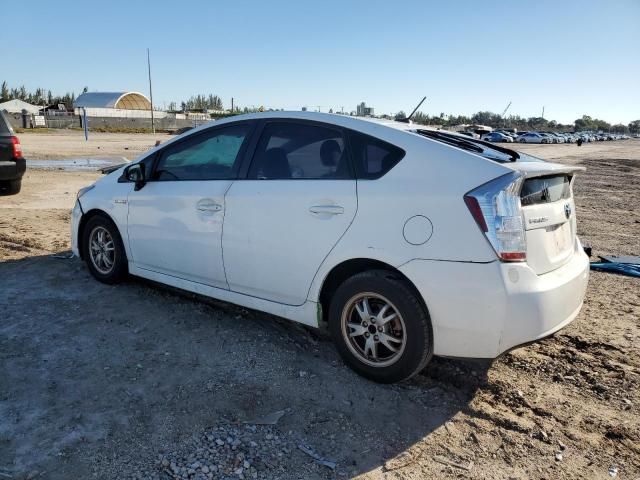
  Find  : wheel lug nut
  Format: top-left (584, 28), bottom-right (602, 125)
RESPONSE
top-left (378, 326), bottom-right (383, 332)
top-left (374, 335), bottom-right (379, 341)
top-left (365, 332), bottom-right (370, 338)
top-left (362, 321), bottom-right (368, 327)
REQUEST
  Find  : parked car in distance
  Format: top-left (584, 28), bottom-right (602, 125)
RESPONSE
top-left (0, 111), bottom-right (26, 195)
top-left (71, 112), bottom-right (590, 383)
top-left (481, 132), bottom-right (514, 143)
top-left (539, 132), bottom-right (558, 143)
top-left (517, 132), bottom-right (549, 143)
top-left (457, 130), bottom-right (480, 139)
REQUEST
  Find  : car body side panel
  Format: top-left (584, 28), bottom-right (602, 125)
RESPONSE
top-left (307, 133), bottom-right (509, 303)
top-left (128, 263), bottom-right (320, 327)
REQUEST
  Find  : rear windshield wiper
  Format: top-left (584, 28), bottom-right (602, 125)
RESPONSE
top-left (416, 129), bottom-right (519, 162)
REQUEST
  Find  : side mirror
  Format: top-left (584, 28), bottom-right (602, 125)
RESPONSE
top-left (126, 163), bottom-right (146, 191)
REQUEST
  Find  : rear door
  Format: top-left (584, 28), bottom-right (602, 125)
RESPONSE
top-left (222, 120), bottom-right (357, 305)
top-left (127, 122), bottom-right (254, 288)
top-left (520, 173), bottom-right (577, 274)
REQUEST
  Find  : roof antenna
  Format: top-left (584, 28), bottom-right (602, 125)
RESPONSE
top-left (398, 96), bottom-right (427, 123)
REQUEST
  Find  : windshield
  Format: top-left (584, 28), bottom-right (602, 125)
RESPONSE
top-left (415, 129), bottom-right (519, 163)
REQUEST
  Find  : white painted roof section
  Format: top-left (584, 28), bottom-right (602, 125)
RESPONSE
top-left (0, 99), bottom-right (43, 114)
top-left (205, 111), bottom-right (425, 134)
top-left (74, 91), bottom-right (151, 110)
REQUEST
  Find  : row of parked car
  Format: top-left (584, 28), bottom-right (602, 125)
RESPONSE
top-left (472, 130), bottom-right (631, 144)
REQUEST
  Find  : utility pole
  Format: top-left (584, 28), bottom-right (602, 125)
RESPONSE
top-left (231, 97), bottom-right (234, 112)
top-left (147, 48), bottom-right (155, 134)
top-left (501, 101), bottom-right (512, 128)
top-left (541, 106), bottom-right (545, 119)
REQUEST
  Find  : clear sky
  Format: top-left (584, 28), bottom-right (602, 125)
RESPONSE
top-left (3, 0), bottom-right (639, 124)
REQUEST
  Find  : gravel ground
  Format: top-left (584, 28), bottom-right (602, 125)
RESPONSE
top-left (0, 137), bottom-right (639, 479)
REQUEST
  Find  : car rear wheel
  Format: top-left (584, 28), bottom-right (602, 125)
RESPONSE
top-left (329, 270), bottom-right (433, 383)
top-left (82, 215), bottom-right (128, 284)
top-left (0, 179), bottom-right (21, 195)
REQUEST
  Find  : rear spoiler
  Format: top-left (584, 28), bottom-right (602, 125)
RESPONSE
top-left (514, 164), bottom-right (585, 180)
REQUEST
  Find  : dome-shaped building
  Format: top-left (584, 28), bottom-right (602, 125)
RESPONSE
top-left (74, 91), bottom-right (151, 110)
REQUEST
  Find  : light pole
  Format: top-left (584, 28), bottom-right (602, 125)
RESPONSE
top-left (147, 48), bottom-right (155, 134)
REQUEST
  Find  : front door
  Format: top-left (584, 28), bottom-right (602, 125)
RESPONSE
top-left (222, 120), bottom-right (357, 305)
top-left (127, 122), bottom-right (253, 289)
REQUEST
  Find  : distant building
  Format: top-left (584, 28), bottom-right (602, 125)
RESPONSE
top-left (356, 102), bottom-right (374, 117)
top-left (0, 99), bottom-right (43, 115)
top-left (73, 91), bottom-right (167, 118)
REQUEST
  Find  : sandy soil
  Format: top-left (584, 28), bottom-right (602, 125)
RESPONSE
top-left (0, 137), bottom-right (639, 479)
top-left (18, 129), bottom-right (173, 160)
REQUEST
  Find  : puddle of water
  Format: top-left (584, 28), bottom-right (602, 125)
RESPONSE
top-left (27, 157), bottom-right (129, 171)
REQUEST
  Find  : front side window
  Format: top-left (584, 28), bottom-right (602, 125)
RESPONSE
top-left (153, 123), bottom-right (250, 181)
top-left (348, 130), bottom-right (405, 179)
top-left (248, 122), bottom-right (351, 180)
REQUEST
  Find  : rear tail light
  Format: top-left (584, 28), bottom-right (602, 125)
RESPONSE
top-left (10, 136), bottom-right (22, 159)
top-left (464, 172), bottom-right (526, 262)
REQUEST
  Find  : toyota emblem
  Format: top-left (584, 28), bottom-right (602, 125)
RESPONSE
top-left (564, 203), bottom-right (572, 219)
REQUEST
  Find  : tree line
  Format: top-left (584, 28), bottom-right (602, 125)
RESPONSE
top-left (166, 94), bottom-right (223, 112)
top-left (1, 81), bottom-right (76, 110)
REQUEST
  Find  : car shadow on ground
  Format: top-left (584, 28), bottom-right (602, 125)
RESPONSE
top-left (0, 254), bottom-right (492, 479)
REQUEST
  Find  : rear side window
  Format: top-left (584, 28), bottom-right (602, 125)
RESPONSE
top-left (248, 122), bottom-right (351, 179)
top-left (348, 131), bottom-right (405, 179)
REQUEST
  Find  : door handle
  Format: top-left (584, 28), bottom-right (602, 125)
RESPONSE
top-left (196, 199), bottom-right (223, 213)
top-left (309, 205), bottom-right (344, 215)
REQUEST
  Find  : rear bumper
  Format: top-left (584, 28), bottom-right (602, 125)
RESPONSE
top-left (0, 158), bottom-right (26, 181)
top-left (399, 238), bottom-right (590, 358)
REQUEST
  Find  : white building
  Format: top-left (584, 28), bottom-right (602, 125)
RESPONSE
top-left (73, 91), bottom-right (167, 118)
top-left (0, 99), bottom-right (43, 114)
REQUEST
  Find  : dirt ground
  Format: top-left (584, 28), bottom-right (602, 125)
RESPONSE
top-left (17, 129), bottom-right (170, 161)
top-left (1, 135), bottom-right (639, 479)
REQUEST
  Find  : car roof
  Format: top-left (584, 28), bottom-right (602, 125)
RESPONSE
top-left (196, 111), bottom-right (420, 135)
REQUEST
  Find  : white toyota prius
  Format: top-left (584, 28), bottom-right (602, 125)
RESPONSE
top-left (71, 112), bottom-right (590, 383)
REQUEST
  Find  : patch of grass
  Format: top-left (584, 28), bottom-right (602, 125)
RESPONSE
top-left (14, 127), bottom-right (56, 134)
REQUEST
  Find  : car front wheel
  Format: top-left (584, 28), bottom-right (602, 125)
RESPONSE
top-left (82, 214), bottom-right (128, 284)
top-left (329, 270), bottom-right (433, 383)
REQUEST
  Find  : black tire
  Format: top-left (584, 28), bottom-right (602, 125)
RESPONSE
top-left (0, 179), bottom-right (21, 195)
top-left (81, 214), bottom-right (128, 284)
top-left (328, 270), bottom-right (433, 383)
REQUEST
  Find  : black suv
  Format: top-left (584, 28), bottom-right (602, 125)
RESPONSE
top-left (0, 111), bottom-right (25, 195)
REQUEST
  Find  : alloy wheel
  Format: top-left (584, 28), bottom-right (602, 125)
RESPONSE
top-left (89, 226), bottom-right (116, 275)
top-left (341, 292), bottom-right (407, 367)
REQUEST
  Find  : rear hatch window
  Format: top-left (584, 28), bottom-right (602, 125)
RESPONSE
top-left (520, 174), bottom-right (572, 206)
